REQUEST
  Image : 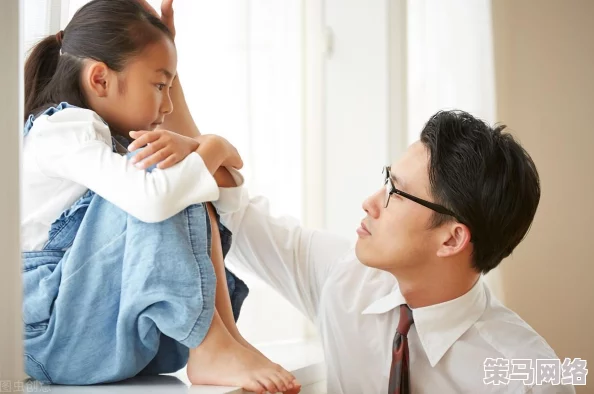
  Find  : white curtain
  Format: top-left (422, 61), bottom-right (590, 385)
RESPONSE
top-left (406, 0), bottom-right (503, 298)
top-left (407, 0), bottom-right (497, 142)
top-left (25, 0), bottom-right (309, 344)
top-left (151, 0), bottom-right (307, 345)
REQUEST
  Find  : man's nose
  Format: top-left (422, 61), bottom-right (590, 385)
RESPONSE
top-left (362, 187), bottom-right (384, 218)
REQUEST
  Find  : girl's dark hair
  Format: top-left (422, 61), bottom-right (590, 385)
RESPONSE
top-left (24, 0), bottom-right (173, 120)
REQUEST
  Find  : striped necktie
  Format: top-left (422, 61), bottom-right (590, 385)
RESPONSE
top-left (388, 304), bottom-right (414, 394)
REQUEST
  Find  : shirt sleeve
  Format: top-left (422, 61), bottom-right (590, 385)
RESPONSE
top-left (32, 107), bottom-right (219, 223)
top-left (220, 188), bottom-right (352, 321)
top-left (211, 167), bottom-right (245, 214)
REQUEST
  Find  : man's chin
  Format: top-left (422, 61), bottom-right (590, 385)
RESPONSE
top-left (355, 241), bottom-right (374, 268)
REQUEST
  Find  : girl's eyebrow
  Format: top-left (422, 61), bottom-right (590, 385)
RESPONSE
top-left (156, 68), bottom-right (174, 79)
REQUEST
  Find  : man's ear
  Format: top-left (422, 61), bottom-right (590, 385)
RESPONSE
top-left (83, 61), bottom-right (112, 98)
top-left (436, 223), bottom-right (472, 258)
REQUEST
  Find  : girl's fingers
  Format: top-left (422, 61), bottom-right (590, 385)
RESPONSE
top-left (128, 130), bottom-right (161, 151)
top-left (156, 154), bottom-right (181, 170)
top-left (136, 148), bottom-right (171, 170)
top-left (129, 141), bottom-right (165, 165)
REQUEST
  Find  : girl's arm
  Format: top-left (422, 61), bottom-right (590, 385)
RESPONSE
top-left (32, 108), bottom-right (221, 223)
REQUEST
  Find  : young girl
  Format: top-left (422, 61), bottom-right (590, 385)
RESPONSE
top-left (22, 0), bottom-right (299, 392)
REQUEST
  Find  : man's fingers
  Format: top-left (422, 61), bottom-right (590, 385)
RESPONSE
top-left (161, 0), bottom-right (175, 37)
top-left (161, 0), bottom-right (174, 17)
top-left (135, 0), bottom-right (175, 37)
top-left (135, 0), bottom-right (159, 18)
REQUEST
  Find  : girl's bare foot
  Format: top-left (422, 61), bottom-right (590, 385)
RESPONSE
top-left (187, 311), bottom-right (300, 393)
top-left (233, 332), bottom-right (267, 357)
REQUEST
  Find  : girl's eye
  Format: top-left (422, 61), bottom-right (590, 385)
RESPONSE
top-left (156, 83), bottom-right (166, 91)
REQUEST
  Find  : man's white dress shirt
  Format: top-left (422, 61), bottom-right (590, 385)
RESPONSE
top-left (220, 190), bottom-right (577, 394)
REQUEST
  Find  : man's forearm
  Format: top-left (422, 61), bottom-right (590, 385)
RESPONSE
top-left (213, 167), bottom-right (238, 187)
top-left (165, 75), bottom-right (237, 188)
top-left (163, 76), bottom-right (201, 138)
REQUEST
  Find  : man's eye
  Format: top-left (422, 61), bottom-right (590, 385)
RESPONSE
top-left (156, 83), bottom-right (166, 91)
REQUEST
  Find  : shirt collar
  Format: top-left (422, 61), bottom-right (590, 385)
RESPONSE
top-left (362, 276), bottom-right (487, 367)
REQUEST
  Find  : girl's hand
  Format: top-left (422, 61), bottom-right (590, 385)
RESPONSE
top-left (195, 134), bottom-right (244, 172)
top-left (128, 129), bottom-right (198, 170)
top-left (137, 0), bottom-right (175, 38)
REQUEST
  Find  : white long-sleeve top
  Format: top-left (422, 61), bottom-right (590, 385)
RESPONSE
top-left (21, 107), bottom-right (242, 251)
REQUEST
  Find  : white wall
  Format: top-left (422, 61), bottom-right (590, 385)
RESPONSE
top-left (0, 0), bottom-right (24, 382)
top-left (492, 1), bottom-right (594, 392)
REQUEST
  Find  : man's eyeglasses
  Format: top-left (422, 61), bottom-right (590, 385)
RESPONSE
top-left (382, 166), bottom-right (462, 222)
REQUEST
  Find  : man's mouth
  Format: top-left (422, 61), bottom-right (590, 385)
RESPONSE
top-left (357, 221), bottom-right (371, 237)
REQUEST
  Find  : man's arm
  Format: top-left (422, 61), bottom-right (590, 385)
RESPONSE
top-left (161, 74), bottom-right (238, 185)
top-left (135, 2), bottom-right (352, 318)
top-left (137, 0), bottom-right (197, 138)
top-left (162, 76), bottom-right (201, 138)
top-left (138, 0), bottom-right (237, 184)
top-left (220, 190), bottom-right (352, 321)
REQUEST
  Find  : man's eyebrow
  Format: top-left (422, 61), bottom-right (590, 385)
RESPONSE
top-left (390, 171), bottom-right (406, 188)
top-left (156, 68), bottom-right (175, 79)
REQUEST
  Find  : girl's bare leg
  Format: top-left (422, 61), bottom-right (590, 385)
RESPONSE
top-left (186, 203), bottom-right (300, 393)
top-left (205, 203), bottom-right (266, 357)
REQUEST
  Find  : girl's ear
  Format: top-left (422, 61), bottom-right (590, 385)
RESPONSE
top-left (83, 61), bottom-right (112, 98)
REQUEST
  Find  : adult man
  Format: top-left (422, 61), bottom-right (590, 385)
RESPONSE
top-left (218, 110), bottom-right (575, 393)
top-left (140, 3), bottom-right (576, 393)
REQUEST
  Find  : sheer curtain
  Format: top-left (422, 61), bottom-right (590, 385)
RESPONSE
top-left (406, 0), bottom-right (497, 141)
top-left (142, 0), bottom-right (307, 344)
top-left (406, 0), bottom-right (502, 297)
top-left (25, 0), bottom-right (310, 345)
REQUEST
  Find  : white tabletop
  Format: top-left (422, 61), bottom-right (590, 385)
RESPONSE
top-left (28, 340), bottom-right (326, 394)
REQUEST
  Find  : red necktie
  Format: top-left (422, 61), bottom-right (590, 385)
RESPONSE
top-left (388, 304), bottom-right (414, 394)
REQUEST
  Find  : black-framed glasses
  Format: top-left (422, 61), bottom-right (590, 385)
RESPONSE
top-left (382, 166), bottom-right (463, 222)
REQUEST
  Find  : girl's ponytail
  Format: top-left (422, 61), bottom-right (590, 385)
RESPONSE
top-left (23, 0), bottom-right (173, 120)
top-left (24, 33), bottom-right (62, 119)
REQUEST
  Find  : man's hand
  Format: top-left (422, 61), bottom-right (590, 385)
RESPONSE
top-left (128, 129), bottom-right (198, 170)
top-left (137, 0), bottom-right (175, 38)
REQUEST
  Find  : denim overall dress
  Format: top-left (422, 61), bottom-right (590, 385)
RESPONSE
top-left (21, 103), bottom-right (249, 385)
